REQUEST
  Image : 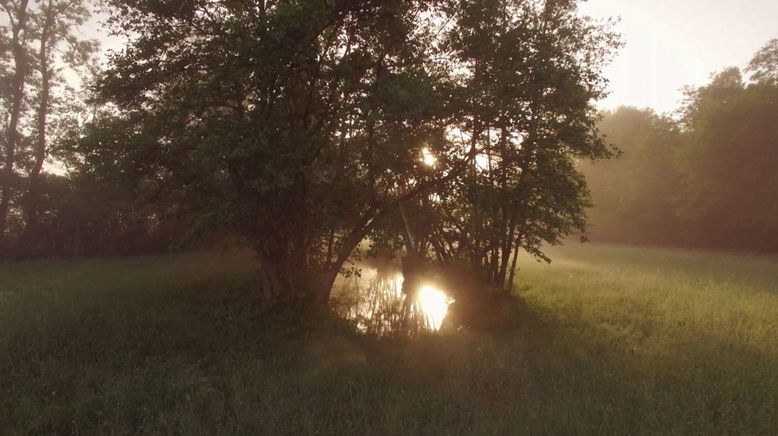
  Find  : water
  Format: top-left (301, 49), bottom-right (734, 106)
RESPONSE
top-left (333, 266), bottom-right (454, 335)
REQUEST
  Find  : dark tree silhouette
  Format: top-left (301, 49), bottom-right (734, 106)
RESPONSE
top-left (80, 0), bottom-right (618, 303)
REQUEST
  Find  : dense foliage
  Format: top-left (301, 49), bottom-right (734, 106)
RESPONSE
top-left (70, 0), bottom-right (618, 303)
top-left (0, 0), bottom-right (103, 256)
top-left (581, 108), bottom-right (684, 245)
top-left (582, 39), bottom-right (778, 251)
top-left (3, 2), bottom-right (776, 300)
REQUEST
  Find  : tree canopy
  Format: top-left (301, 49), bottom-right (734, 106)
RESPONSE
top-left (583, 39), bottom-right (778, 252)
top-left (68, 0), bottom-right (618, 303)
top-left (0, 0), bottom-right (97, 255)
top-left (3, 0), bottom-right (776, 310)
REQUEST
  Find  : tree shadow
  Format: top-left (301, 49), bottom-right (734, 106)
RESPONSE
top-left (3, 273), bottom-right (776, 435)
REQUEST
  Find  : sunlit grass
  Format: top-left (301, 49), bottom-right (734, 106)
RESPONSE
top-left (1, 244), bottom-right (776, 434)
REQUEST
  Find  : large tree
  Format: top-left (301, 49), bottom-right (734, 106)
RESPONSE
top-left (85, 0), bottom-right (618, 304)
top-left (0, 0), bottom-right (31, 249)
top-left (0, 0), bottom-right (97, 255)
top-left (373, 0), bottom-right (617, 292)
top-left (676, 65), bottom-right (778, 251)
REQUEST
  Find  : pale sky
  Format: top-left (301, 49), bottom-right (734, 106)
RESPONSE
top-left (580, 0), bottom-right (778, 114)
top-left (7, 1), bottom-right (777, 116)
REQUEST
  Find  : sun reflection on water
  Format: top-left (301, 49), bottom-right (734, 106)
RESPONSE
top-left (416, 285), bottom-right (452, 331)
top-left (336, 268), bottom-right (454, 334)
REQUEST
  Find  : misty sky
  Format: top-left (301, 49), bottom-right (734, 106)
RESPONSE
top-left (580, 0), bottom-right (778, 114)
top-left (11, 0), bottom-right (778, 116)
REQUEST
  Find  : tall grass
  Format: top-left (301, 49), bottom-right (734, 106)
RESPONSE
top-left (1, 244), bottom-right (776, 434)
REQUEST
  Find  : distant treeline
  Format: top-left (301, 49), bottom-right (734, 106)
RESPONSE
top-left (582, 46), bottom-right (778, 252)
top-left (0, 172), bottom-right (184, 258)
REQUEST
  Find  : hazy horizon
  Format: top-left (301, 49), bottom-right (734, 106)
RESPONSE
top-left (581, 0), bottom-right (778, 114)
top-left (6, 0), bottom-right (777, 115)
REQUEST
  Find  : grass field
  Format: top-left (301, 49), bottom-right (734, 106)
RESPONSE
top-left (1, 244), bottom-right (776, 434)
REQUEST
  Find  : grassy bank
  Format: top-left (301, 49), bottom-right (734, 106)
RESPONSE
top-left (1, 245), bottom-right (776, 434)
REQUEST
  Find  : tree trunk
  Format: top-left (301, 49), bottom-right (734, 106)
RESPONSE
top-left (506, 232), bottom-right (523, 292)
top-left (497, 213), bottom-right (517, 291)
top-left (17, 0), bottom-right (54, 256)
top-left (314, 233), bottom-right (364, 306)
top-left (0, 0), bottom-right (30, 251)
top-left (314, 207), bottom-right (382, 305)
top-left (316, 260), bottom-right (345, 306)
top-left (257, 250), bottom-right (286, 302)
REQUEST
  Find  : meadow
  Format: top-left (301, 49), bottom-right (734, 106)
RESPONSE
top-left (1, 244), bottom-right (776, 434)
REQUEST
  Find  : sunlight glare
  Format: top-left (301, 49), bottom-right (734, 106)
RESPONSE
top-left (475, 153), bottom-right (490, 172)
top-left (421, 147), bottom-right (438, 168)
top-left (393, 273), bottom-right (405, 298)
top-left (417, 285), bottom-right (453, 331)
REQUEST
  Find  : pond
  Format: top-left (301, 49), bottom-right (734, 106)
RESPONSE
top-left (332, 265), bottom-right (455, 336)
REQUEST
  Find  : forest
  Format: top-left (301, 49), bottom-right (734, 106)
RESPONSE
top-left (584, 57), bottom-right (778, 251)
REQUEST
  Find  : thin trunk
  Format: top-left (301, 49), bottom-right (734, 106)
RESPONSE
top-left (495, 126), bottom-right (512, 287)
top-left (18, 0), bottom-right (54, 254)
top-left (498, 210), bottom-right (517, 290)
top-left (325, 228), bottom-right (335, 263)
top-left (507, 231), bottom-right (523, 292)
top-left (366, 61), bottom-right (381, 202)
top-left (430, 235), bottom-right (448, 263)
top-left (399, 202), bottom-right (415, 253)
top-left (0, 0), bottom-right (30, 250)
top-left (257, 250), bottom-right (285, 302)
top-left (490, 245), bottom-right (499, 285)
